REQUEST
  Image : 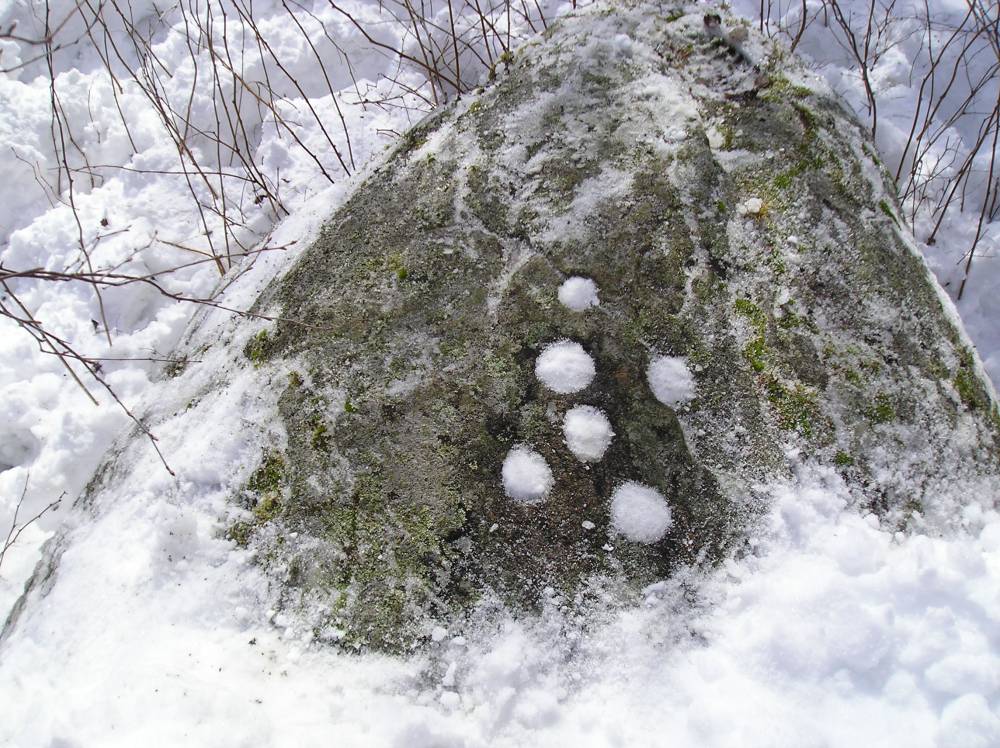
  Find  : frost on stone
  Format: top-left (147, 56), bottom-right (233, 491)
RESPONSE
top-left (610, 482), bottom-right (673, 543)
top-left (535, 340), bottom-right (596, 394)
top-left (647, 355), bottom-right (696, 406)
top-left (558, 277), bottom-right (600, 311)
top-left (501, 446), bottom-right (554, 503)
top-left (563, 405), bottom-right (614, 461)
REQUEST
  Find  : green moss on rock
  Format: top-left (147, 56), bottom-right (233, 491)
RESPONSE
top-left (244, 329), bottom-right (274, 366)
top-left (229, 4), bottom-right (1000, 652)
top-left (247, 452), bottom-right (285, 494)
top-left (869, 393), bottom-right (896, 424)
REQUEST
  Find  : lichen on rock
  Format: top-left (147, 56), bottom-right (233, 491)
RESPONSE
top-left (234, 2), bottom-right (1000, 651)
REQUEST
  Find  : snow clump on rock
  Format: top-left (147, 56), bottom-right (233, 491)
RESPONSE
top-left (738, 197), bottom-right (764, 216)
top-left (535, 340), bottom-right (596, 394)
top-left (557, 277), bottom-right (600, 311)
top-left (501, 446), bottom-right (554, 503)
top-left (646, 355), bottom-right (696, 406)
top-left (562, 405), bottom-right (614, 461)
top-left (610, 482), bottom-right (673, 543)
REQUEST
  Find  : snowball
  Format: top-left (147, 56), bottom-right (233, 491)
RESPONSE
top-left (535, 340), bottom-right (596, 394)
top-left (739, 197), bottom-right (764, 215)
top-left (706, 126), bottom-right (726, 149)
top-left (647, 355), bottom-right (696, 406)
top-left (502, 446), bottom-right (554, 503)
top-left (610, 481), bottom-right (672, 543)
top-left (563, 405), bottom-right (614, 461)
top-left (558, 277), bottom-right (600, 311)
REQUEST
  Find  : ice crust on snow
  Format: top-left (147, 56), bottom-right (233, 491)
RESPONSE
top-left (534, 340), bottom-right (596, 394)
top-left (557, 277), bottom-right (600, 311)
top-left (647, 355), bottom-right (696, 406)
top-left (562, 405), bottom-right (614, 461)
top-left (501, 446), bottom-right (554, 503)
top-left (610, 481), bottom-right (673, 543)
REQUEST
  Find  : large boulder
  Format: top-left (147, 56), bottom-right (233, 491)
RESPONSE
top-left (33, 3), bottom-right (1000, 652)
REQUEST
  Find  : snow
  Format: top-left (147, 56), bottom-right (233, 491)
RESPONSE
top-left (539, 165), bottom-right (635, 242)
top-left (0, 2), bottom-right (999, 746)
top-left (534, 340), bottom-right (596, 395)
top-left (647, 355), bottom-right (696, 407)
top-left (562, 405), bottom-right (614, 461)
top-left (738, 197), bottom-right (764, 216)
top-left (3, 438), bottom-right (1000, 745)
top-left (609, 481), bottom-right (673, 543)
top-left (557, 276), bottom-right (600, 311)
top-left (501, 446), bottom-right (555, 503)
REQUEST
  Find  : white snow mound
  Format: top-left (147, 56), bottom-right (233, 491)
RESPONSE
top-left (647, 355), bottom-right (696, 406)
top-left (563, 405), bottom-right (614, 461)
top-left (535, 340), bottom-right (596, 394)
top-left (501, 446), bottom-right (554, 503)
top-left (610, 481), bottom-right (673, 543)
top-left (558, 277), bottom-right (600, 311)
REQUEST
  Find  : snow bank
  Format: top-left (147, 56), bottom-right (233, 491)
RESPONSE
top-left (8, 437), bottom-right (996, 747)
top-left (0, 0), bottom-right (421, 614)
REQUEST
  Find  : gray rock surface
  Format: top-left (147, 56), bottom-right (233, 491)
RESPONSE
top-left (222, 4), bottom-right (999, 650)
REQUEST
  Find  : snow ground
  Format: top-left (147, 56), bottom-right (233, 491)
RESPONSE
top-left (0, 1), bottom-right (998, 746)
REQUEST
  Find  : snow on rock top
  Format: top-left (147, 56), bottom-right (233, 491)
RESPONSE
top-left (646, 355), bottom-right (696, 406)
top-left (501, 446), bottom-right (554, 503)
top-left (558, 276), bottom-right (600, 311)
top-left (610, 481), bottom-right (673, 543)
top-left (535, 340), bottom-right (596, 394)
top-left (563, 405), bottom-right (614, 461)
